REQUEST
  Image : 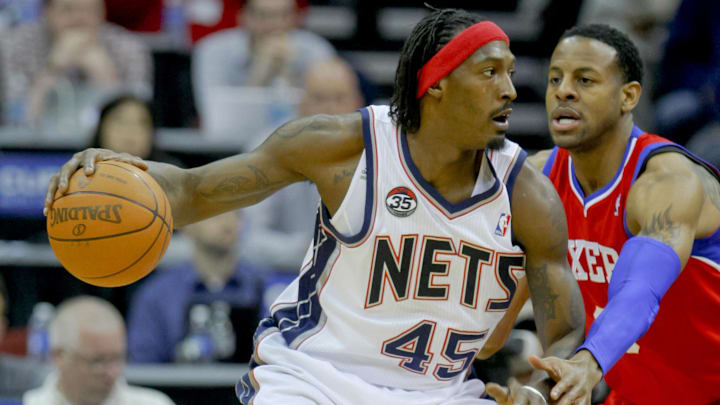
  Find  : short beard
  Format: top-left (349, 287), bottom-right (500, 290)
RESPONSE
top-left (487, 136), bottom-right (506, 150)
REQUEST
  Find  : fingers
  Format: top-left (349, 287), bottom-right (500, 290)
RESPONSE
top-left (486, 382), bottom-right (509, 404)
top-left (57, 154), bottom-right (82, 194)
top-left (528, 355), bottom-right (562, 381)
top-left (117, 153), bottom-right (148, 170)
top-left (45, 152), bottom-right (82, 215)
top-left (44, 148), bottom-right (148, 216)
top-left (550, 377), bottom-right (573, 403)
top-left (44, 174), bottom-right (60, 216)
top-left (555, 385), bottom-right (591, 405)
top-left (507, 378), bottom-right (537, 405)
top-left (83, 151), bottom-right (97, 175)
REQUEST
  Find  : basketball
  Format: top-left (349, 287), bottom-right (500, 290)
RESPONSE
top-left (46, 161), bottom-right (173, 287)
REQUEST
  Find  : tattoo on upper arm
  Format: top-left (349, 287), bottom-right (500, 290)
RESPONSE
top-left (692, 164), bottom-right (720, 211)
top-left (333, 168), bottom-right (354, 184)
top-left (527, 263), bottom-right (558, 321)
top-left (642, 205), bottom-right (680, 244)
top-left (276, 116), bottom-right (330, 139)
top-left (249, 165), bottom-right (279, 188)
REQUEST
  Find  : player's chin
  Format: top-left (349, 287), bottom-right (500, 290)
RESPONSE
top-left (549, 131), bottom-right (582, 149)
top-left (486, 134), bottom-right (506, 150)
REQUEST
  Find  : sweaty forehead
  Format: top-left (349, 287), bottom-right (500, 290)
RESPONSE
top-left (467, 40), bottom-right (515, 64)
top-left (551, 36), bottom-right (618, 72)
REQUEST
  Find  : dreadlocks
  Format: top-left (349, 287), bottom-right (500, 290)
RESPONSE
top-left (389, 8), bottom-right (483, 133)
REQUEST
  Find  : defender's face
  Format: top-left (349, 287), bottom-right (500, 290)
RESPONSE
top-left (440, 40), bottom-right (516, 149)
top-left (546, 36), bottom-right (625, 151)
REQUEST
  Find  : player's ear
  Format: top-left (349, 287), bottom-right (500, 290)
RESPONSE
top-left (426, 80), bottom-right (444, 100)
top-left (620, 81), bottom-right (641, 113)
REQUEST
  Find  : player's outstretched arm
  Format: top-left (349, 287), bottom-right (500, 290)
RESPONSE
top-left (488, 161), bottom-right (592, 405)
top-left (566, 152), bottom-right (711, 386)
top-left (45, 113), bottom-right (364, 228)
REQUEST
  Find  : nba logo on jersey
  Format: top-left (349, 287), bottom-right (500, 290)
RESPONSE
top-left (495, 213), bottom-right (510, 237)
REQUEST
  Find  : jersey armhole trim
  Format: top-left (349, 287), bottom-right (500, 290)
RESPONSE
top-left (542, 147), bottom-right (559, 177)
top-left (319, 106), bottom-right (377, 246)
top-left (505, 148), bottom-right (527, 202)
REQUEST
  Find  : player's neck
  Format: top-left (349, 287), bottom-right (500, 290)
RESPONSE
top-left (569, 118), bottom-right (634, 196)
top-left (406, 128), bottom-right (479, 204)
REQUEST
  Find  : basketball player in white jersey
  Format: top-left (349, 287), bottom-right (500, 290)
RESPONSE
top-left (46, 8), bottom-right (597, 405)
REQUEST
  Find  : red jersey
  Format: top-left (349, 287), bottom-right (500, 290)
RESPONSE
top-left (543, 127), bottom-right (720, 405)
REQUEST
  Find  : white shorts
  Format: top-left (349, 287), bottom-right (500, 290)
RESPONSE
top-left (237, 329), bottom-right (495, 405)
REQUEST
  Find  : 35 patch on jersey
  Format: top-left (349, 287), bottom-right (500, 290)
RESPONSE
top-left (385, 187), bottom-right (417, 217)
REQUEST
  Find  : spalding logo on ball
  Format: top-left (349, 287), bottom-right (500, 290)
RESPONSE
top-left (47, 161), bottom-right (173, 287)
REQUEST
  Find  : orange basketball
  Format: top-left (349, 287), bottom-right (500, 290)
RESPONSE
top-left (46, 161), bottom-right (173, 287)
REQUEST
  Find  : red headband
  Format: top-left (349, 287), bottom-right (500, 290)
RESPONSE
top-left (416, 21), bottom-right (510, 99)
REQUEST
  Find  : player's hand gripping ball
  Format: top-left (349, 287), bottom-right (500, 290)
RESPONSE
top-left (46, 161), bottom-right (173, 287)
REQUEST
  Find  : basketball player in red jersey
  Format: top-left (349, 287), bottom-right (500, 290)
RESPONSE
top-left (525, 25), bottom-right (720, 405)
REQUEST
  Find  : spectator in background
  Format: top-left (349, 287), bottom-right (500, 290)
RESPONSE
top-left (127, 211), bottom-right (266, 364)
top-left (654, 0), bottom-right (720, 167)
top-left (192, 0), bottom-right (335, 121)
top-left (297, 57), bottom-right (365, 117)
top-left (240, 58), bottom-right (364, 272)
top-left (90, 94), bottom-right (180, 165)
top-left (23, 296), bottom-right (174, 405)
top-left (0, 277), bottom-right (46, 399)
top-left (0, 0), bottom-right (152, 132)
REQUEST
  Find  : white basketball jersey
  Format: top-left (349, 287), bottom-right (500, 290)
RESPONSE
top-left (257, 105), bottom-right (527, 391)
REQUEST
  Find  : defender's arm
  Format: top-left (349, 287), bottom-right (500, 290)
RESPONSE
top-left (573, 152), bottom-right (707, 378)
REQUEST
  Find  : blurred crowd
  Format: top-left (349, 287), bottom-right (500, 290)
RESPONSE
top-left (0, 0), bottom-right (717, 404)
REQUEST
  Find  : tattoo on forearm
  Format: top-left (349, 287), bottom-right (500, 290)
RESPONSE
top-left (201, 176), bottom-right (251, 197)
top-left (199, 165), bottom-right (283, 199)
top-left (569, 278), bottom-right (585, 326)
top-left (527, 264), bottom-right (559, 321)
top-left (548, 207), bottom-right (569, 255)
top-left (333, 168), bottom-right (354, 184)
top-left (642, 205), bottom-right (679, 244)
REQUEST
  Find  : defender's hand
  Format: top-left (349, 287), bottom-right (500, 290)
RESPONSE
top-left (44, 148), bottom-right (147, 215)
top-left (529, 351), bottom-right (602, 405)
top-left (486, 378), bottom-right (548, 405)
